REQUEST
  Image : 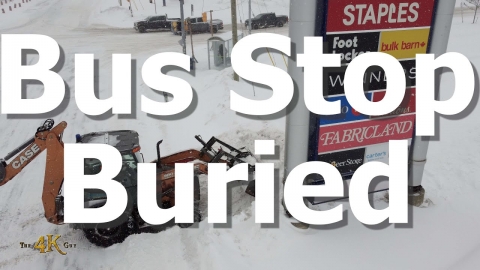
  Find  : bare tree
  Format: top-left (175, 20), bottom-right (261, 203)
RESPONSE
top-left (464, 0), bottom-right (480, 23)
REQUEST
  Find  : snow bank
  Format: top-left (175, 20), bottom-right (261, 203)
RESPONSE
top-left (0, 0), bottom-right (56, 30)
top-left (1, 1), bottom-right (480, 269)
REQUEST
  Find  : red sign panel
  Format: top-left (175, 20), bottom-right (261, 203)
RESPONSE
top-left (318, 114), bottom-right (415, 153)
top-left (326, 0), bottom-right (436, 33)
top-left (371, 88), bottom-right (416, 118)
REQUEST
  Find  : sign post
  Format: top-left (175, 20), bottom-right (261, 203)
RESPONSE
top-left (210, 10), bottom-right (214, 37)
top-left (248, 0), bottom-right (252, 35)
top-left (283, 0), bottom-right (320, 220)
top-left (408, 0), bottom-right (456, 206)
top-left (285, 0), bottom-right (456, 208)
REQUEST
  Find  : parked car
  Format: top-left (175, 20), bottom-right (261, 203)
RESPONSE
top-left (245, 12), bottom-right (288, 29)
top-left (171, 17), bottom-right (224, 35)
top-left (188, 17), bottom-right (224, 30)
top-left (134, 14), bottom-right (180, 33)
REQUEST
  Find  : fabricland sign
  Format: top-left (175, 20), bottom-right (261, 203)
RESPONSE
top-left (0, 0), bottom-right (475, 225)
top-left (308, 0), bottom-right (437, 204)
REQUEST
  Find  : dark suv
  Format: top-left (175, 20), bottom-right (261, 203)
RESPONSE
top-left (245, 12), bottom-right (289, 30)
top-left (171, 17), bottom-right (224, 35)
top-left (134, 15), bottom-right (180, 33)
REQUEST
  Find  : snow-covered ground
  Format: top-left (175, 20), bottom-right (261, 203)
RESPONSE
top-left (1, 0), bottom-right (480, 269)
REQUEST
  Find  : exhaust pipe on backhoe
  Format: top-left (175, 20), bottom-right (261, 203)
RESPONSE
top-left (156, 140), bottom-right (163, 165)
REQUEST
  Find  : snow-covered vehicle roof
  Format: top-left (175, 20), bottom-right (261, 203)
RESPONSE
top-left (79, 130), bottom-right (140, 152)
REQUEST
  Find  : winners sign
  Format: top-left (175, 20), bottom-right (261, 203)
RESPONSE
top-left (308, 0), bottom-right (438, 203)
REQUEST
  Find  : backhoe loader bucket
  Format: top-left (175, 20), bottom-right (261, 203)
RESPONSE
top-left (194, 135), bottom-right (257, 197)
top-left (245, 180), bottom-right (255, 197)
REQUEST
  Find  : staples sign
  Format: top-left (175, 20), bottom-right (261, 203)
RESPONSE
top-left (326, 0), bottom-right (436, 32)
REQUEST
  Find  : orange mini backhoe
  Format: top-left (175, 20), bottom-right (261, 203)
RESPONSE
top-left (0, 119), bottom-right (256, 247)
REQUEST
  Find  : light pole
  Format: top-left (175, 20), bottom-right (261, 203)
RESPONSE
top-left (179, 0), bottom-right (186, 55)
top-left (210, 10), bottom-right (213, 36)
top-left (231, 0), bottom-right (239, 81)
top-left (129, 0), bottom-right (133, 17)
top-left (248, 0), bottom-right (252, 35)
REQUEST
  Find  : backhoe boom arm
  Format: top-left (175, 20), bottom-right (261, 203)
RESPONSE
top-left (0, 120), bottom-right (67, 224)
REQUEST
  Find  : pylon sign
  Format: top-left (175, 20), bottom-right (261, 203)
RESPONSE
top-left (308, 0), bottom-right (438, 203)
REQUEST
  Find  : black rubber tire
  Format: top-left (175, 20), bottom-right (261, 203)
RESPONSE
top-left (253, 24), bottom-right (259, 30)
top-left (277, 21), bottom-right (284, 27)
top-left (83, 222), bottom-right (130, 247)
top-left (213, 27), bottom-right (218, 33)
top-left (139, 26), bottom-right (146, 33)
top-left (177, 176), bottom-right (202, 228)
top-left (82, 204), bottom-right (131, 247)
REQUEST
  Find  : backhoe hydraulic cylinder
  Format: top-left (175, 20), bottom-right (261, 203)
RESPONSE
top-left (4, 137), bottom-right (35, 161)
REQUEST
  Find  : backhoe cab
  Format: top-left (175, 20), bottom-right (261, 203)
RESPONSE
top-left (0, 119), bottom-right (257, 247)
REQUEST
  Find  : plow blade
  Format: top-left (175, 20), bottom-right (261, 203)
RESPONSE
top-left (245, 180), bottom-right (255, 197)
top-left (0, 161), bottom-right (6, 185)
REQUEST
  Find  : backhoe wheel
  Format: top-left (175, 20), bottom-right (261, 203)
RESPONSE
top-left (83, 222), bottom-right (130, 247)
top-left (83, 204), bottom-right (131, 247)
top-left (177, 176), bottom-right (201, 228)
top-left (139, 26), bottom-right (146, 33)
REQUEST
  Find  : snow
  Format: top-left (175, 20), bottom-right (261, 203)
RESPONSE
top-left (1, 0), bottom-right (480, 269)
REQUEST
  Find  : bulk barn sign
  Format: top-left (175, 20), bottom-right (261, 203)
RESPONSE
top-left (308, 0), bottom-right (437, 204)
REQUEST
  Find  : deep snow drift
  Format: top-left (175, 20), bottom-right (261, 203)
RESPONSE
top-left (1, 0), bottom-right (480, 269)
